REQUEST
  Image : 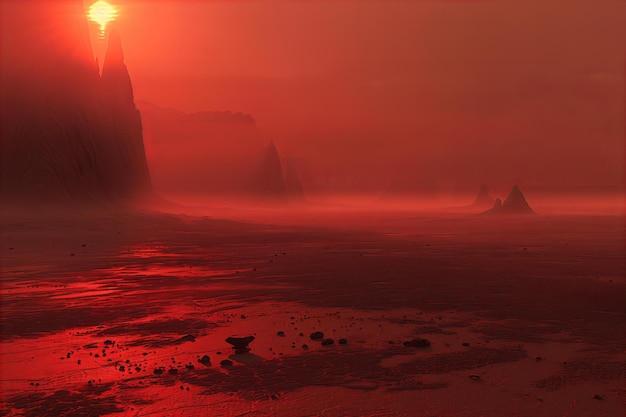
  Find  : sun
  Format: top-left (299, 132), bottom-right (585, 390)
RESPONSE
top-left (88, 1), bottom-right (118, 38)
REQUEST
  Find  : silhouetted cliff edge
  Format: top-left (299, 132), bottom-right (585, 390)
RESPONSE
top-left (0, 1), bottom-right (151, 206)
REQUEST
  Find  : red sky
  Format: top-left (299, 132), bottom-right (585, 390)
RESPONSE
top-left (86, 1), bottom-right (624, 192)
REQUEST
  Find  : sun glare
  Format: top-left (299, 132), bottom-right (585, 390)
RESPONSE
top-left (88, 1), bottom-right (118, 39)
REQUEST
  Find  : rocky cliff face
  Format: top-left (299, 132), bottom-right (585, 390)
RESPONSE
top-left (0, 1), bottom-right (151, 206)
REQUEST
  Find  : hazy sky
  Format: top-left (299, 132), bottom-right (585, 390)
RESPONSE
top-left (82, 0), bottom-right (624, 190)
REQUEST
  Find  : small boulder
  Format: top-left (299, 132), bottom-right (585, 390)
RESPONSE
top-left (226, 336), bottom-right (255, 353)
top-left (403, 338), bottom-right (431, 348)
top-left (310, 331), bottom-right (324, 340)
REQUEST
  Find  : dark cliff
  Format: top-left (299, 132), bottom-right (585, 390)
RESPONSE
top-left (0, 1), bottom-right (151, 206)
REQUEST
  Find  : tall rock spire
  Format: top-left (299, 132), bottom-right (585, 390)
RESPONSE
top-left (250, 141), bottom-right (288, 203)
top-left (99, 29), bottom-right (152, 196)
top-left (101, 30), bottom-right (135, 106)
top-left (1, 2), bottom-right (151, 205)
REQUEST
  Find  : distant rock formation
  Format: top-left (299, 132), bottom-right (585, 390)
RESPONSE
top-left (139, 102), bottom-right (305, 204)
top-left (283, 157), bottom-right (306, 203)
top-left (483, 185), bottom-right (535, 215)
top-left (0, 1), bottom-right (151, 205)
top-left (251, 141), bottom-right (288, 203)
top-left (471, 184), bottom-right (495, 208)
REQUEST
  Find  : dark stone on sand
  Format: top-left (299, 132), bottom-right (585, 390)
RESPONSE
top-left (277, 331), bottom-right (285, 337)
top-left (168, 368), bottom-right (178, 375)
top-left (185, 364), bottom-right (195, 370)
top-left (404, 338), bottom-right (431, 348)
top-left (177, 334), bottom-right (196, 343)
top-left (220, 359), bottom-right (233, 367)
top-left (462, 342), bottom-right (470, 347)
top-left (119, 366), bottom-right (125, 372)
top-left (226, 336), bottom-right (255, 352)
top-left (153, 368), bottom-right (163, 375)
top-left (103, 340), bottom-right (114, 346)
top-left (321, 338), bottom-right (334, 346)
top-left (310, 331), bottom-right (324, 340)
top-left (535, 356), bottom-right (542, 361)
top-left (593, 394), bottom-right (603, 400)
top-left (302, 344), bottom-right (309, 350)
top-left (198, 355), bottom-right (211, 366)
top-left (338, 338), bottom-right (348, 345)
top-left (469, 374), bottom-right (481, 381)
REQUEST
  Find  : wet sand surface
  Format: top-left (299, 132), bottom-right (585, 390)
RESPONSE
top-left (1, 208), bottom-right (624, 416)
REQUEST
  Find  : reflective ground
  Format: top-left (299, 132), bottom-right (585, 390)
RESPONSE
top-left (1, 206), bottom-right (624, 416)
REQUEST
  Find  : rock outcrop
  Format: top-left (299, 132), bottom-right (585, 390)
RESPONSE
top-left (251, 141), bottom-right (288, 203)
top-left (483, 185), bottom-right (535, 215)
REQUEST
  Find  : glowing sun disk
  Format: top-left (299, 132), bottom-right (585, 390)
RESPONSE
top-left (88, 1), bottom-right (118, 38)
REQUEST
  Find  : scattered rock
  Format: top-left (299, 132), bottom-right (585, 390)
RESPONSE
top-left (535, 356), bottom-right (542, 362)
top-left (338, 338), bottom-right (348, 345)
top-left (321, 338), bottom-right (334, 346)
top-left (593, 394), bottom-right (604, 401)
top-left (277, 331), bottom-right (285, 337)
top-left (220, 360), bottom-right (233, 367)
top-left (153, 368), bottom-right (163, 375)
top-left (168, 368), bottom-right (178, 375)
top-left (310, 331), bottom-right (324, 340)
top-left (176, 334), bottom-right (196, 343)
top-left (185, 364), bottom-right (195, 370)
top-left (226, 336), bottom-right (255, 353)
top-left (469, 375), bottom-right (481, 381)
top-left (302, 344), bottom-right (309, 350)
top-left (462, 342), bottom-right (470, 347)
top-left (198, 355), bottom-right (211, 366)
top-left (403, 338), bottom-right (431, 348)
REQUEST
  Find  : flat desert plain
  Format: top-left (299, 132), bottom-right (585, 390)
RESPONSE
top-left (1, 205), bottom-right (624, 416)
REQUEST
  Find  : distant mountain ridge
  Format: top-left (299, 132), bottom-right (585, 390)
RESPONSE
top-left (139, 102), bottom-right (305, 203)
top-left (137, 101), bottom-right (256, 126)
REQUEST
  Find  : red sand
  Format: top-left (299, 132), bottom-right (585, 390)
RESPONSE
top-left (0, 207), bottom-right (624, 416)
